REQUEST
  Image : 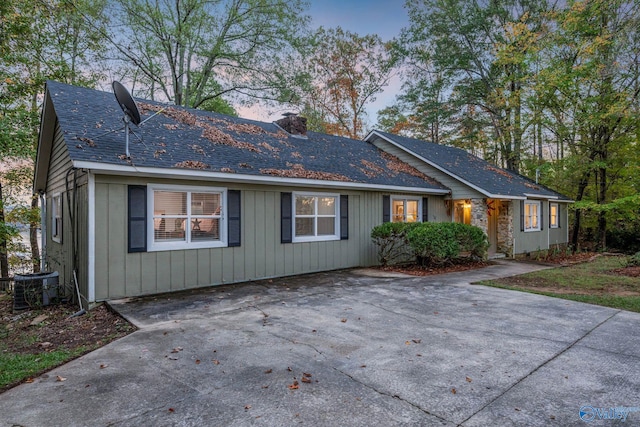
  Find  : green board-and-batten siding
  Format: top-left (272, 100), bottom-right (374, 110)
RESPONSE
top-left (93, 175), bottom-right (419, 300)
top-left (44, 124), bottom-right (90, 307)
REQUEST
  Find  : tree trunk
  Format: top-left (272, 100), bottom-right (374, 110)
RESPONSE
top-left (30, 195), bottom-right (40, 273)
top-left (597, 164), bottom-right (607, 250)
top-left (0, 181), bottom-right (9, 278)
top-left (571, 170), bottom-right (591, 251)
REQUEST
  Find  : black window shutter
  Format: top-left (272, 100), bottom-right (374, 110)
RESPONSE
top-left (340, 195), bottom-right (349, 240)
top-left (422, 197), bottom-right (429, 222)
top-left (558, 205), bottom-right (561, 228)
top-left (520, 200), bottom-right (525, 232)
top-left (281, 192), bottom-right (292, 243)
top-left (383, 195), bottom-right (390, 223)
top-left (128, 185), bottom-right (147, 253)
top-left (227, 190), bottom-right (241, 247)
top-left (540, 201), bottom-right (544, 230)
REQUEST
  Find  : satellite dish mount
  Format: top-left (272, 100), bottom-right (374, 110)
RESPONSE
top-left (112, 81), bottom-right (141, 158)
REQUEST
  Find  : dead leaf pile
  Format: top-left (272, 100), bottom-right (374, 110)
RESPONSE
top-left (260, 163), bottom-right (351, 182)
top-left (174, 160), bottom-right (210, 169)
top-left (359, 159), bottom-right (386, 178)
top-left (381, 152), bottom-right (440, 184)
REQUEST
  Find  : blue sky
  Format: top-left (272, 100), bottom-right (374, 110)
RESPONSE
top-left (255, 0), bottom-right (410, 126)
top-left (308, 0), bottom-right (409, 41)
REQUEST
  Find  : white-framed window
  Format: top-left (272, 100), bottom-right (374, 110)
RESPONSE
top-left (293, 192), bottom-right (339, 242)
top-left (148, 184), bottom-right (227, 251)
top-left (391, 196), bottom-right (421, 223)
top-left (524, 200), bottom-right (541, 232)
top-left (549, 203), bottom-right (559, 228)
top-left (52, 193), bottom-right (62, 243)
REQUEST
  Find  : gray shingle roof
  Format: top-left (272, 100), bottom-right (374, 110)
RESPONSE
top-left (371, 130), bottom-right (572, 201)
top-left (45, 81), bottom-right (448, 192)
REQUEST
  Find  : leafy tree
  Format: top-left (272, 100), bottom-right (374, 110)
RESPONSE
top-left (110, 0), bottom-right (310, 110)
top-left (296, 27), bottom-right (396, 139)
top-left (0, 0), bottom-right (108, 275)
top-left (537, 0), bottom-right (640, 249)
top-left (394, 0), bottom-right (550, 171)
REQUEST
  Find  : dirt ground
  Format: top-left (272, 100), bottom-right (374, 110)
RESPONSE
top-left (0, 294), bottom-right (135, 392)
top-left (377, 259), bottom-right (492, 276)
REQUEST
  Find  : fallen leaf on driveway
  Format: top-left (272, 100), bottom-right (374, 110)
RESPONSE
top-left (100, 364), bottom-right (108, 369)
top-left (212, 359), bottom-right (220, 365)
top-left (195, 359), bottom-right (201, 365)
top-left (301, 376), bottom-right (311, 383)
top-left (168, 408), bottom-right (175, 413)
top-left (451, 388), bottom-right (457, 394)
top-left (303, 372), bottom-right (312, 378)
top-left (466, 377), bottom-right (472, 383)
top-left (171, 347), bottom-right (183, 353)
top-left (25, 378), bottom-right (34, 383)
top-left (264, 369), bottom-right (272, 374)
top-left (56, 376), bottom-right (67, 382)
top-left (341, 318), bottom-right (347, 323)
top-left (288, 381), bottom-right (299, 390)
top-left (412, 339), bottom-right (421, 344)
top-left (244, 405), bottom-right (251, 410)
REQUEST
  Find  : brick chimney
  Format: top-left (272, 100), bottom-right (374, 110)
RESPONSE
top-left (275, 112), bottom-right (307, 136)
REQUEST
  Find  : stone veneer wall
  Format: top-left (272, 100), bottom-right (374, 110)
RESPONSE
top-left (470, 199), bottom-right (488, 235)
top-left (497, 200), bottom-right (513, 256)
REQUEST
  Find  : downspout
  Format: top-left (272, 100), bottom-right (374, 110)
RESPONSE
top-left (39, 192), bottom-right (46, 271)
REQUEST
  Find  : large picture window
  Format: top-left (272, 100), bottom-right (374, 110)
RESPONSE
top-left (549, 203), bottom-right (559, 228)
top-left (293, 192), bottom-right (339, 242)
top-left (524, 201), bottom-right (541, 232)
top-left (52, 194), bottom-right (62, 243)
top-left (391, 196), bottom-right (420, 223)
top-left (148, 185), bottom-right (226, 250)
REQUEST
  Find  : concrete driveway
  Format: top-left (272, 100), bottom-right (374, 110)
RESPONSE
top-left (1, 260), bottom-right (639, 426)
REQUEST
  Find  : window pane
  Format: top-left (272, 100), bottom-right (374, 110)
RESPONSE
top-left (155, 191), bottom-right (186, 215)
top-left (392, 200), bottom-right (404, 222)
top-left (192, 193), bottom-right (220, 216)
top-left (296, 196), bottom-right (315, 215)
top-left (154, 218), bottom-right (185, 241)
top-left (318, 197), bottom-right (335, 215)
top-left (406, 201), bottom-right (418, 223)
top-left (191, 218), bottom-right (220, 241)
top-left (295, 218), bottom-right (314, 236)
top-left (317, 217), bottom-right (335, 235)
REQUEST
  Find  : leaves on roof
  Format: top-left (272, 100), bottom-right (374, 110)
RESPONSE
top-left (260, 163), bottom-right (351, 182)
top-left (76, 136), bottom-right (96, 147)
top-left (174, 160), bottom-right (210, 169)
top-left (485, 165), bottom-right (513, 180)
top-left (258, 142), bottom-right (280, 152)
top-left (524, 181), bottom-right (540, 190)
top-left (381, 152), bottom-right (442, 185)
top-left (359, 159), bottom-right (386, 178)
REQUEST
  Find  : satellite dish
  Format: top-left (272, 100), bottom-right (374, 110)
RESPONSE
top-left (113, 81), bottom-right (141, 125)
top-left (111, 81), bottom-right (142, 158)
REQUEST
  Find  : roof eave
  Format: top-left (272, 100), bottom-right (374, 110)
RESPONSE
top-left (72, 161), bottom-right (451, 195)
top-left (34, 87), bottom-right (55, 194)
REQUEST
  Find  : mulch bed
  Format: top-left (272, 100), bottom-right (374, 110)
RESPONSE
top-left (611, 266), bottom-right (640, 278)
top-left (377, 259), bottom-right (492, 276)
top-left (1, 295), bottom-right (135, 356)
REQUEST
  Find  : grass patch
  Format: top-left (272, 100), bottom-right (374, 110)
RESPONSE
top-left (480, 255), bottom-right (640, 313)
top-left (0, 347), bottom-right (88, 390)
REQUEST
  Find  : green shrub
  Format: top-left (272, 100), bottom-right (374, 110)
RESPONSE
top-left (371, 222), bottom-right (489, 267)
top-left (370, 222), bottom-right (417, 265)
top-left (628, 252), bottom-right (640, 267)
top-left (406, 223), bottom-right (459, 265)
top-left (450, 222), bottom-right (489, 259)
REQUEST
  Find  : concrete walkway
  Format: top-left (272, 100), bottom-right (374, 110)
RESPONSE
top-left (1, 260), bottom-right (639, 426)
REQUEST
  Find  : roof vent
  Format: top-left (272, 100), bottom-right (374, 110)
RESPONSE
top-left (275, 112), bottom-right (307, 136)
